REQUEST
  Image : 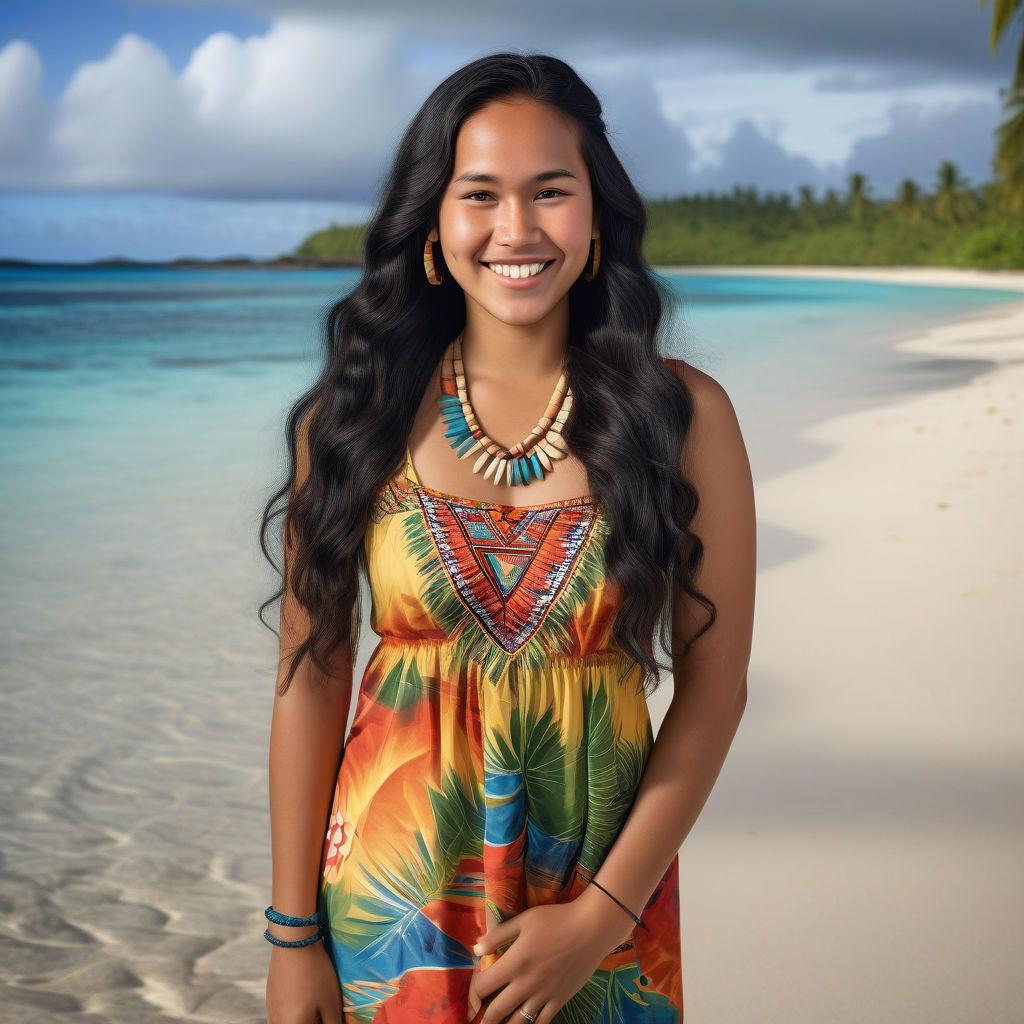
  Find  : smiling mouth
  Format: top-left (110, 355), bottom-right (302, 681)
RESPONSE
top-left (480, 259), bottom-right (556, 281)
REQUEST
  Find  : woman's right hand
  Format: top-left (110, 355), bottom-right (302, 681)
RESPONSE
top-left (266, 937), bottom-right (343, 1024)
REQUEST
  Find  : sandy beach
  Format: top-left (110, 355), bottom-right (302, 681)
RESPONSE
top-left (649, 266), bottom-right (1024, 1022)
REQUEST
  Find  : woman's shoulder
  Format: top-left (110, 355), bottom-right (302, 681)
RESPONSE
top-left (662, 355), bottom-right (731, 409)
top-left (661, 355), bottom-right (747, 485)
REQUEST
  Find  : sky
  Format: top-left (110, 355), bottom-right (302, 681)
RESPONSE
top-left (0, 0), bottom-right (1015, 262)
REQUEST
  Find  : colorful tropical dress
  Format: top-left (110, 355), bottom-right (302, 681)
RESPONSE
top-left (317, 442), bottom-right (685, 1023)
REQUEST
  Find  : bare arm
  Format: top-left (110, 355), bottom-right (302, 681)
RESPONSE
top-left (575, 364), bottom-right (756, 940)
top-left (267, 407), bottom-right (354, 942)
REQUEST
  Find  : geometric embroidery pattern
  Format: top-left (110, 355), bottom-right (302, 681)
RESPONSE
top-left (416, 491), bottom-right (598, 655)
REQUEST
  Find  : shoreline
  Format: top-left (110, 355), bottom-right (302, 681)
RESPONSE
top-left (747, 286), bottom-right (1022, 755)
top-left (5, 258), bottom-right (1024, 288)
top-left (652, 265), bottom-right (1024, 290)
top-left (749, 280), bottom-right (1019, 745)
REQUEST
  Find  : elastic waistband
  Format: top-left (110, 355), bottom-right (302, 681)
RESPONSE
top-left (373, 633), bottom-right (633, 668)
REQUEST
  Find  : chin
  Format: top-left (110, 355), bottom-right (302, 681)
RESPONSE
top-left (491, 307), bottom-right (553, 328)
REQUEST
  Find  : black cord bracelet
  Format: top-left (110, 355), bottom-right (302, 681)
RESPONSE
top-left (588, 878), bottom-right (650, 931)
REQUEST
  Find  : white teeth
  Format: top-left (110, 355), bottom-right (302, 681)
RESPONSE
top-left (486, 261), bottom-right (549, 279)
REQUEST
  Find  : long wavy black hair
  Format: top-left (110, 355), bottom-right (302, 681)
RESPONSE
top-left (259, 50), bottom-right (715, 699)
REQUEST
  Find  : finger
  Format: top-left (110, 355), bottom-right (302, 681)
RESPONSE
top-left (497, 998), bottom-right (547, 1024)
top-left (471, 955), bottom-right (517, 1006)
top-left (521, 999), bottom-right (551, 1024)
top-left (533, 997), bottom-right (565, 1024)
top-left (474, 922), bottom-right (516, 958)
top-left (478, 985), bottom-right (540, 1024)
top-left (466, 973), bottom-right (488, 1021)
top-left (468, 988), bottom-right (494, 1023)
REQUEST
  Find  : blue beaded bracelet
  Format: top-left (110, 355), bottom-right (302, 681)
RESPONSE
top-left (264, 927), bottom-right (323, 948)
top-left (264, 904), bottom-right (324, 947)
top-left (265, 905), bottom-right (321, 928)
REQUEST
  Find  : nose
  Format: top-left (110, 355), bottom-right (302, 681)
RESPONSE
top-left (494, 198), bottom-right (540, 246)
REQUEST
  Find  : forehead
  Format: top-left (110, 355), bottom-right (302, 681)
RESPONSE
top-left (451, 98), bottom-right (584, 179)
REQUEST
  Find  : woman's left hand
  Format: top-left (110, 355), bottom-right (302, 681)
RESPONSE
top-left (466, 897), bottom-right (631, 1023)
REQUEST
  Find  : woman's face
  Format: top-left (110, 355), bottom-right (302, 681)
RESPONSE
top-left (432, 95), bottom-right (599, 327)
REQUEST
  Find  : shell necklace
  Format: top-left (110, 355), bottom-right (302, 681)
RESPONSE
top-left (436, 330), bottom-right (572, 488)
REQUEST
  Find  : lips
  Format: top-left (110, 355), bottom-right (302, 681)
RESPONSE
top-left (479, 259), bottom-right (556, 266)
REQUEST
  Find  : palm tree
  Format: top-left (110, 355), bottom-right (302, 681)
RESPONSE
top-left (896, 178), bottom-right (924, 228)
top-left (932, 160), bottom-right (981, 224)
top-left (846, 171), bottom-right (874, 225)
top-left (992, 91), bottom-right (1024, 212)
top-left (981, 0), bottom-right (1024, 211)
top-left (822, 187), bottom-right (842, 222)
top-left (796, 184), bottom-right (817, 228)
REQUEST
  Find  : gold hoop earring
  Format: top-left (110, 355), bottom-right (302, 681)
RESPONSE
top-left (582, 235), bottom-right (600, 281)
top-left (424, 237), bottom-right (442, 285)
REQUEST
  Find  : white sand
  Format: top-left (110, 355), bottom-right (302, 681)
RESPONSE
top-left (647, 267), bottom-right (1024, 1023)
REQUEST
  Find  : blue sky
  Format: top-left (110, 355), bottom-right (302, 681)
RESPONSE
top-left (0, 0), bottom-right (1015, 262)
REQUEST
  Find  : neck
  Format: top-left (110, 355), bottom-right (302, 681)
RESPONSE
top-left (459, 297), bottom-right (570, 383)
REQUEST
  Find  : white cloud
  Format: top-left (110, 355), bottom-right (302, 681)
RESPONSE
top-left (0, 40), bottom-right (51, 162)
top-left (0, 18), bottom-right (422, 198)
top-left (51, 34), bottom-right (191, 190)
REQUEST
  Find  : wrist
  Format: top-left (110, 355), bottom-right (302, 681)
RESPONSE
top-left (263, 902), bottom-right (323, 948)
top-left (266, 920), bottom-right (321, 942)
top-left (573, 882), bottom-right (637, 949)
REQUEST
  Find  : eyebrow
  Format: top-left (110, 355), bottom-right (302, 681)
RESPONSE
top-left (452, 169), bottom-right (579, 185)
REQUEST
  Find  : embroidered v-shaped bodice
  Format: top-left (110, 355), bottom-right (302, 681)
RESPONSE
top-left (316, 440), bottom-right (685, 1023)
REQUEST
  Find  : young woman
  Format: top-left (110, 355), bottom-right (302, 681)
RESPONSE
top-left (261, 52), bottom-right (755, 1024)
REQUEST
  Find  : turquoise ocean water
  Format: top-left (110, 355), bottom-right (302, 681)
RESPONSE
top-left (0, 265), bottom-right (1021, 1022)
